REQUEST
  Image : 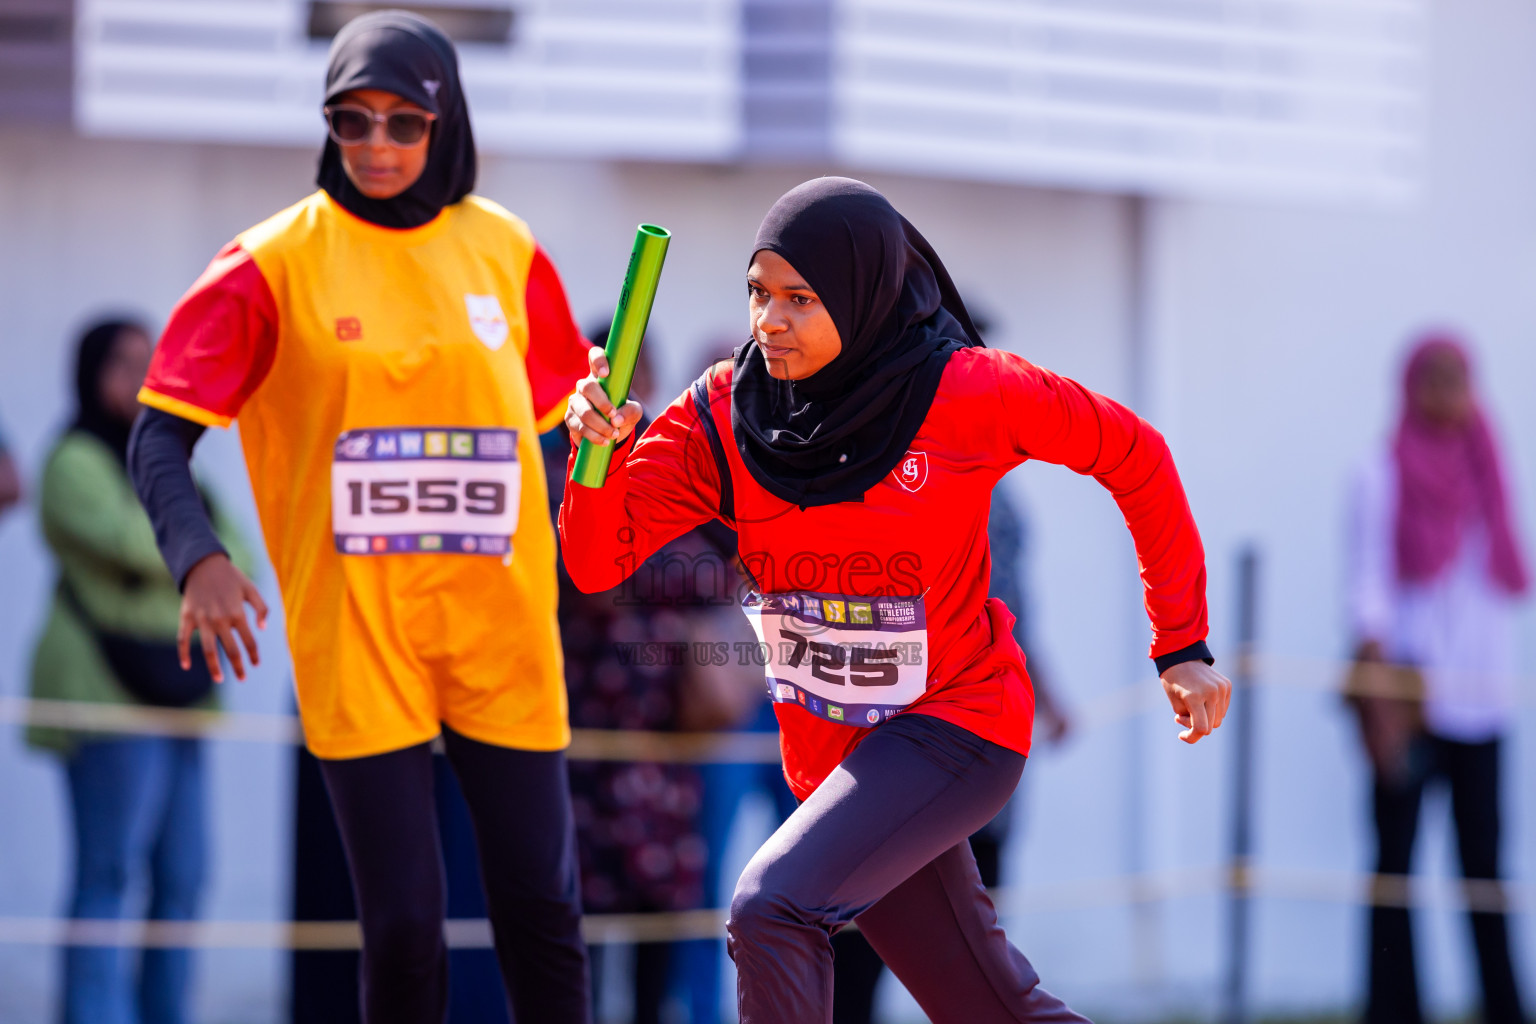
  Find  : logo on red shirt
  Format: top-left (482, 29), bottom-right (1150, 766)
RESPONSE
top-left (893, 451), bottom-right (928, 492)
top-left (336, 317), bottom-right (363, 341)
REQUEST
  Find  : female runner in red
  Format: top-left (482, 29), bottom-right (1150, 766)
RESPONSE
top-left (560, 177), bottom-right (1230, 1023)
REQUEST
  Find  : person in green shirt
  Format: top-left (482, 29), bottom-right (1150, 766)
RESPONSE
top-left (28, 318), bottom-right (252, 1024)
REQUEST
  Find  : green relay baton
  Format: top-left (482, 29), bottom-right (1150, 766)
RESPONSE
top-left (571, 223), bottom-right (672, 488)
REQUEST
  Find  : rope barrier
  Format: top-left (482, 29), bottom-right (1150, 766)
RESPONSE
top-left (0, 911), bottom-right (731, 950)
top-left (0, 868), bottom-right (1523, 950)
top-left (0, 656), bottom-right (1527, 951)
top-left (0, 697), bottom-right (783, 764)
top-left (1, 653), bottom-right (1518, 759)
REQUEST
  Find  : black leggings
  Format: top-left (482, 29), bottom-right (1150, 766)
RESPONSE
top-left (831, 802), bottom-right (1010, 1023)
top-left (727, 713), bottom-right (1087, 1024)
top-left (1367, 734), bottom-right (1524, 1024)
top-left (318, 726), bottom-right (590, 1024)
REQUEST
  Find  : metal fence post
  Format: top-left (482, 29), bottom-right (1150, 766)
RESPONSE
top-left (1223, 545), bottom-right (1260, 1024)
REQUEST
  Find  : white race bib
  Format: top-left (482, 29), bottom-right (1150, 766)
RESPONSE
top-left (331, 427), bottom-right (520, 557)
top-left (742, 590), bottom-right (929, 727)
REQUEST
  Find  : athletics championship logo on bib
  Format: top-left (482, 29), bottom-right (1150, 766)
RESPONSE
top-left (331, 427), bottom-right (521, 557)
top-left (893, 451), bottom-right (928, 492)
top-left (464, 294), bottom-right (509, 351)
top-left (742, 590), bottom-right (928, 728)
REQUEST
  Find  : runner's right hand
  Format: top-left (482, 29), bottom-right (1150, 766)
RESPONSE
top-left (566, 347), bottom-right (643, 447)
top-left (180, 553), bottom-right (268, 683)
top-left (1160, 659), bottom-right (1231, 745)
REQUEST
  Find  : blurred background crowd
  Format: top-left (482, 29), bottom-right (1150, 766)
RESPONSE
top-left (5, 1), bottom-right (1536, 1022)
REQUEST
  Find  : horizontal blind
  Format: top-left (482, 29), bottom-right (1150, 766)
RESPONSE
top-left (832, 0), bottom-right (1426, 203)
top-left (74, 0), bottom-right (1426, 201)
top-left (75, 0), bottom-right (741, 160)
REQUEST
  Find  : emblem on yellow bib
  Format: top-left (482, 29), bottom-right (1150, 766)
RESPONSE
top-left (464, 294), bottom-right (509, 351)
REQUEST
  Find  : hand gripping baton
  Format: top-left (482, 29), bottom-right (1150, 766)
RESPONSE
top-left (570, 223), bottom-right (671, 489)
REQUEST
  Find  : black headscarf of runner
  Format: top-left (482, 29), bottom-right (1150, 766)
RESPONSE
top-left (316, 10), bottom-right (476, 229)
top-left (73, 319), bottom-right (145, 466)
top-left (731, 177), bottom-right (983, 508)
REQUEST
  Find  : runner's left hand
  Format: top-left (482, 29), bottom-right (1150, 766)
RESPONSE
top-left (1160, 660), bottom-right (1231, 744)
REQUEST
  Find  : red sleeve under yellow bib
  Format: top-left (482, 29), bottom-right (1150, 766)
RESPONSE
top-left (138, 240), bottom-right (279, 428)
top-left (524, 244), bottom-right (590, 433)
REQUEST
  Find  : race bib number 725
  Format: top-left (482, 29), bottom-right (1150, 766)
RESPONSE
top-left (742, 590), bottom-right (928, 727)
top-left (331, 427), bottom-right (520, 556)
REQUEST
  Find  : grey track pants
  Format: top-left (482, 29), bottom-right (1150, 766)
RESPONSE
top-left (727, 712), bottom-right (1089, 1024)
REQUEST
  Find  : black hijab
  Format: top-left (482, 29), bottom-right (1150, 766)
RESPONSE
top-left (316, 10), bottom-right (476, 229)
top-left (73, 319), bottom-right (144, 466)
top-left (731, 177), bottom-right (983, 507)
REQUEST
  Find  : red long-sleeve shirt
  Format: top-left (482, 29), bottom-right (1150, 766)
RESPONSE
top-left (560, 347), bottom-right (1208, 799)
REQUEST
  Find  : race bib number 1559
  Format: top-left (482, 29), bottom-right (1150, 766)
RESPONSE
top-left (331, 427), bottom-right (520, 557)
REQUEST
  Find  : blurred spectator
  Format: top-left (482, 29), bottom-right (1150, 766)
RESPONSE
top-left (0, 409), bottom-right (20, 516)
top-left (27, 319), bottom-right (252, 1024)
top-left (830, 481), bottom-right (1071, 1023)
top-left (1346, 332), bottom-right (1528, 1024)
top-left (546, 333), bottom-right (757, 1024)
top-left (955, 483), bottom-right (1073, 875)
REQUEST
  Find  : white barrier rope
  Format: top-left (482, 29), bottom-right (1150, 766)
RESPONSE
top-left (0, 911), bottom-right (733, 950)
top-left (0, 697), bottom-right (784, 764)
top-left (1, 655), bottom-right (1526, 949)
top-left (2, 653), bottom-right (1500, 761)
top-left (0, 868), bottom-right (1523, 950)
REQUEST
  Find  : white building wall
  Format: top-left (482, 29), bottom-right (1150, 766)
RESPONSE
top-left (0, 0), bottom-right (1534, 1018)
top-left (1105, 0), bottom-right (1536, 1018)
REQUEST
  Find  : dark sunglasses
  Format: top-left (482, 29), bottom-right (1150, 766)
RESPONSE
top-left (323, 104), bottom-right (436, 147)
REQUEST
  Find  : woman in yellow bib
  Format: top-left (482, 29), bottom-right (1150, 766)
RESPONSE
top-left (128, 13), bottom-right (591, 1022)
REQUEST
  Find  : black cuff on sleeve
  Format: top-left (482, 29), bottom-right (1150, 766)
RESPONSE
top-left (1153, 640), bottom-right (1214, 675)
top-left (128, 408), bottom-right (226, 590)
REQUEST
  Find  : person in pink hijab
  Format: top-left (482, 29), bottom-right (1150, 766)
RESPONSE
top-left (1347, 331), bottom-right (1528, 1024)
